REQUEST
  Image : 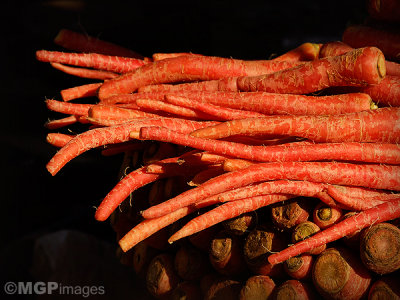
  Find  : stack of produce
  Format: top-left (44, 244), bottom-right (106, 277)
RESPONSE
top-left (37, 1), bottom-right (400, 299)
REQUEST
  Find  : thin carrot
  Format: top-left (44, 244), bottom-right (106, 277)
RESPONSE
top-left (136, 126), bottom-right (400, 164)
top-left (188, 165), bottom-right (225, 186)
top-left (46, 118), bottom-right (218, 176)
top-left (45, 99), bottom-right (93, 116)
top-left (272, 42), bottom-right (322, 61)
top-left (50, 62), bottom-right (119, 80)
top-left (222, 159), bottom-right (255, 172)
top-left (44, 115), bottom-right (79, 129)
top-left (36, 50), bottom-right (147, 73)
top-left (236, 47), bottom-right (386, 94)
top-left (97, 54), bottom-right (303, 99)
top-left (54, 28), bottom-right (144, 59)
top-left (141, 162), bottom-right (400, 219)
top-left (46, 133), bottom-right (74, 148)
top-left (342, 24), bottom-right (400, 61)
top-left (358, 75), bottom-right (400, 107)
top-left (168, 194), bottom-right (292, 243)
top-left (60, 82), bottom-right (101, 101)
top-left (152, 52), bottom-right (203, 61)
top-left (190, 107), bottom-right (400, 143)
top-left (267, 197), bottom-right (400, 265)
top-left (88, 104), bottom-right (157, 121)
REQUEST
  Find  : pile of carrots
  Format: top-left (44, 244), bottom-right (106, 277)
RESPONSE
top-left (38, 1), bottom-right (400, 299)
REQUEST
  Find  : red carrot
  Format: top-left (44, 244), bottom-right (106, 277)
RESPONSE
top-left (44, 115), bottom-right (79, 129)
top-left (283, 254), bottom-right (314, 281)
top-left (54, 28), bottom-right (144, 59)
top-left (46, 133), bottom-right (74, 148)
top-left (268, 197), bottom-right (400, 265)
top-left (359, 75), bottom-right (400, 107)
top-left (164, 95), bottom-right (269, 120)
top-left (46, 117), bottom-right (216, 176)
top-left (291, 221), bottom-right (326, 255)
top-left (319, 41), bottom-right (400, 77)
top-left (239, 275), bottom-right (276, 300)
top-left (119, 206), bottom-right (194, 252)
top-left (188, 165), bottom-right (225, 186)
top-left (50, 62), bottom-right (119, 80)
top-left (141, 162), bottom-right (400, 219)
top-left (342, 24), bottom-right (400, 61)
top-left (88, 104), bottom-right (157, 120)
top-left (272, 42), bottom-right (321, 62)
top-left (236, 47), bottom-right (386, 94)
top-left (97, 54), bottom-right (303, 99)
top-left (45, 99), bottom-right (93, 116)
top-left (100, 91), bottom-right (166, 105)
top-left (36, 50), bottom-right (146, 73)
top-left (312, 202), bottom-right (343, 229)
top-left (137, 126), bottom-right (400, 164)
top-left (222, 159), bottom-right (255, 172)
top-left (60, 82), bottom-right (101, 101)
top-left (271, 279), bottom-right (317, 300)
top-left (271, 198), bottom-right (313, 231)
top-left (168, 194), bottom-right (293, 243)
top-left (152, 52), bottom-right (203, 61)
top-left (190, 107), bottom-right (400, 143)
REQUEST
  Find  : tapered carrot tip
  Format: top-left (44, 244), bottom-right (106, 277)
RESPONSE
top-left (359, 222), bottom-right (400, 274)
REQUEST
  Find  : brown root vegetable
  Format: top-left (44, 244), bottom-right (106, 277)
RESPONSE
top-left (174, 245), bottom-right (211, 281)
top-left (312, 247), bottom-right (372, 300)
top-left (368, 275), bottom-right (400, 299)
top-left (284, 254), bottom-right (314, 281)
top-left (271, 198), bottom-right (313, 231)
top-left (209, 230), bottom-right (248, 277)
top-left (204, 277), bottom-right (243, 300)
top-left (222, 211), bottom-right (258, 236)
top-left (270, 280), bottom-right (317, 300)
top-left (239, 275), bottom-right (276, 300)
top-left (359, 222), bottom-right (400, 274)
top-left (132, 241), bottom-right (159, 279)
top-left (312, 202), bottom-right (343, 229)
top-left (170, 281), bottom-right (202, 300)
top-left (146, 253), bottom-right (180, 299)
top-left (243, 225), bottom-right (288, 278)
top-left (291, 221), bottom-right (326, 255)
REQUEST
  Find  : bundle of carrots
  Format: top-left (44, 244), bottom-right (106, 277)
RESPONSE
top-left (38, 1), bottom-right (400, 298)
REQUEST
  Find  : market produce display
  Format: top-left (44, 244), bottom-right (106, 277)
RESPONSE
top-left (37, 1), bottom-right (400, 299)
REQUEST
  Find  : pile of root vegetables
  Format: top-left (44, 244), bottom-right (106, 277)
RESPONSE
top-left (38, 2), bottom-right (400, 299)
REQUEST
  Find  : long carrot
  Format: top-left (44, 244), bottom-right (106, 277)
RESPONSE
top-left (45, 115), bottom-right (79, 129)
top-left (236, 47), bottom-right (386, 94)
top-left (46, 133), bottom-right (74, 148)
top-left (135, 126), bottom-right (400, 165)
top-left (36, 50), bottom-right (147, 73)
top-left (168, 194), bottom-right (292, 243)
top-left (60, 82), bottom-right (102, 101)
top-left (190, 107), bottom-right (400, 143)
top-left (50, 62), bottom-right (119, 80)
top-left (141, 162), bottom-right (400, 219)
top-left (45, 99), bottom-right (93, 116)
top-left (54, 28), bottom-right (144, 59)
top-left (97, 55), bottom-right (303, 99)
top-left (46, 118), bottom-right (218, 176)
top-left (267, 197), bottom-right (400, 265)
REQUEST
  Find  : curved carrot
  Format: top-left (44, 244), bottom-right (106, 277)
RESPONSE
top-left (268, 198), bottom-right (400, 265)
top-left (50, 62), bottom-right (119, 80)
top-left (190, 107), bottom-right (400, 143)
top-left (141, 162), bottom-right (400, 219)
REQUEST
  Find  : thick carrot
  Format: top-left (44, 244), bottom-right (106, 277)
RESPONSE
top-left (359, 222), bottom-right (400, 274)
top-left (60, 82), bottom-right (101, 101)
top-left (190, 107), bottom-right (400, 143)
top-left (88, 104), bottom-right (157, 121)
top-left (359, 75), bottom-right (400, 107)
top-left (222, 211), bottom-right (257, 236)
top-left (272, 42), bottom-right (322, 62)
top-left (50, 62), bottom-right (119, 80)
top-left (174, 245), bottom-right (211, 281)
top-left (204, 278), bottom-right (242, 300)
top-left (319, 41), bottom-right (400, 77)
top-left (291, 221), bottom-right (326, 255)
top-left (239, 275), bottom-right (276, 300)
top-left (45, 99), bottom-right (93, 116)
top-left (137, 126), bottom-right (400, 164)
top-left (312, 202), bottom-right (343, 229)
top-left (171, 282), bottom-right (202, 300)
top-left (46, 117), bottom-right (216, 176)
top-left (271, 280), bottom-right (317, 300)
top-left (236, 47), bottom-right (386, 94)
top-left (271, 198), bottom-right (313, 231)
top-left (283, 254), bottom-right (314, 281)
top-left (141, 162), bottom-right (400, 219)
top-left (342, 24), bottom-right (400, 61)
top-left (97, 54), bottom-right (303, 99)
top-left (368, 275), bottom-right (400, 299)
top-left (168, 194), bottom-right (293, 243)
top-left (268, 198), bottom-right (400, 265)
top-left (36, 50), bottom-right (146, 73)
top-left (312, 247), bottom-right (372, 300)
top-left (54, 28), bottom-right (144, 59)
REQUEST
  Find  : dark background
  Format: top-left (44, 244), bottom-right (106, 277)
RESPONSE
top-left (1, 0), bottom-right (366, 298)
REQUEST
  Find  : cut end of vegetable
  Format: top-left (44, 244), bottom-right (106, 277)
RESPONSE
top-left (377, 52), bottom-right (387, 79)
top-left (130, 131), bottom-right (141, 139)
